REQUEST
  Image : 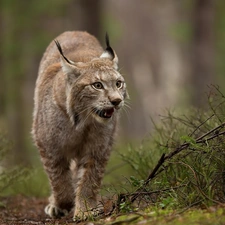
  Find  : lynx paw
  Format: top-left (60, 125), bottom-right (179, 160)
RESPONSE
top-left (45, 204), bottom-right (69, 218)
top-left (73, 207), bottom-right (104, 221)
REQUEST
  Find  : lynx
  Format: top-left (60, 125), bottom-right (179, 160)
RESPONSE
top-left (32, 31), bottom-right (128, 220)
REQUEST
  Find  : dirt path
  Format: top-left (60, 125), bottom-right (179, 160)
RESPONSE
top-left (1, 195), bottom-right (225, 225)
top-left (0, 196), bottom-right (87, 225)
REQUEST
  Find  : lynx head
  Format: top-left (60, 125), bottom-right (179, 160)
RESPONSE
top-left (55, 34), bottom-right (128, 128)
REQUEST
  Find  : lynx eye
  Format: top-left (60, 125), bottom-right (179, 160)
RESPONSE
top-left (92, 82), bottom-right (104, 90)
top-left (116, 80), bottom-right (123, 89)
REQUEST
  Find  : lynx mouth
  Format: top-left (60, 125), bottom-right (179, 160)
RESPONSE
top-left (95, 108), bottom-right (115, 119)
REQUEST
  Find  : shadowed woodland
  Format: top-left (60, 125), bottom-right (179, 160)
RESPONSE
top-left (1, 0), bottom-right (225, 224)
top-left (0, 0), bottom-right (224, 163)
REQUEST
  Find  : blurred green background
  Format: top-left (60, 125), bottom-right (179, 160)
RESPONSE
top-left (0, 0), bottom-right (225, 196)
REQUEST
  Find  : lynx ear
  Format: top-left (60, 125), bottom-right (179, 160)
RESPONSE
top-left (54, 40), bottom-right (80, 84)
top-left (100, 33), bottom-right (118, 70)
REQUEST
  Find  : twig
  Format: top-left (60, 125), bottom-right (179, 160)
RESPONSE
top-left (164, 125), bottom-right (225, 162)
top-left (177, 200), bottom-right (202, 214)
top-left (195, 122), bottom-right (225, 142)
top-left (125, 184), bottom-right (187, 197)
top-left (130, 153), bottom-right (165, 203)
top-left (108, 215), bottom-right (140, 225)
top-left (174, 161), bottom-right (222, 205)
top-left (145, 153), bottom-right (165, 185)
top-left (189, 114), bottom-right (214, 137)
top-left (105, 163), bottom-right (127, 175)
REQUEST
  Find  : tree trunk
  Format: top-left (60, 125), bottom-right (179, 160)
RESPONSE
top-left (66, 0), bottom-right (102, 40)
top-left (1, 2), bottom-right (28, 164)
top-left (105, 0), bottom-right (185, 138)
top-left (80, 0), bottom-right (102, 39)
top-left (191, 0), bottom-right (215, 107)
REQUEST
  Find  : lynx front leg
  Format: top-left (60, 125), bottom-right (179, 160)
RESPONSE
top-left (72, 158), bottom-right (107, 220)
top-left (39, 149), bottom-right (74, 218)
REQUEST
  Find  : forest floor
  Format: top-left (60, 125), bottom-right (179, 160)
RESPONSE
top-left (1, 195), bottom-right (225, 225)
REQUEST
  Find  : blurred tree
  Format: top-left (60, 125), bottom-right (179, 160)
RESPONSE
top-left (1, 1), bottom-right (27, 164)
top-left (190, 0), bottom-right (215, 107)
top-left (0, 9), bottom-right (4, 118)
top-left (0, 0), bottom-right (221, 165)
top-left (79, 0), bottom-right (102, 39)
top-left (0, 0), bottom-right (103, 165)
top-left (106, 0), bottom-right (185, 138)
top-left (216, 0), bottom-right (225, 90)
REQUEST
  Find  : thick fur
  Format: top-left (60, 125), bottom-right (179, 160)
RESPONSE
top-left (32, 31), bottom-right (127, 219)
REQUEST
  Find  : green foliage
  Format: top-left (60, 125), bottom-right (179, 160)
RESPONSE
top-left (129, 176), bottom-right (144, 188)
top-left (5, 167), bottom-right (49, 197)
top-left (0, 131), bottom-right (49, 197)
top-left (0, 132), bottom-right (26, 195)
top-left (119, 201), bottom-right (133, 213)
top-left (119, 86), bottom-right (225, 211)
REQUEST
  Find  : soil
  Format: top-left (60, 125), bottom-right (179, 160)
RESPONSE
top-left (2, 195), bottom-right (225, 225)
top-left (0, 195), bottom-right (93, 225)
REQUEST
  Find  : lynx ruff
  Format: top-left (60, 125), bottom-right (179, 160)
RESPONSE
top-left (32, 31), bottom-right (128, 220)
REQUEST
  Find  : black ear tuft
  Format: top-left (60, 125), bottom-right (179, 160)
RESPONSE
top-left (54, 40), bottom-right (73, 65)
top-left (105, 33), bottom-right (115, 59)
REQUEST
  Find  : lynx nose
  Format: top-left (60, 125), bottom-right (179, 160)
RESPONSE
top-left (111, 98), bottom-right (122, 106)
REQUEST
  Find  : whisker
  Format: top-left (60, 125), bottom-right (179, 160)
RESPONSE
top-left (124, 99), bottom-right (132, 105)
top-left (78, 94), bottom-right (98, 101)
top-left (93, 115), bottom-right (98, 130)
top-left (76, 105), bottom-right (94, 116)
top-left (124, 103), bottom-right (131, 110)
top-left (79, 108), bottom-right (95, 127)
top-left (122, 104), bottom-right (131, 124)
top-left (123, 106), bottom-right (130, 116)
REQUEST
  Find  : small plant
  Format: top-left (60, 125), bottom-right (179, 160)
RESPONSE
top-left (0, 131), bottom-right (32, 197)
top-left (129, 176), bottom-right (145, 188)
top-left (119, 201), bottom-right (133, 213)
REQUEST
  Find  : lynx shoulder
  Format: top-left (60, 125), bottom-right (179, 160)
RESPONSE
top-left (32, 31), bottom-right (128, 220)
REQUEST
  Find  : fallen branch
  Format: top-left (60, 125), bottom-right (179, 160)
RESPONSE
top-left (130, 153), bottom-right (165, 203)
